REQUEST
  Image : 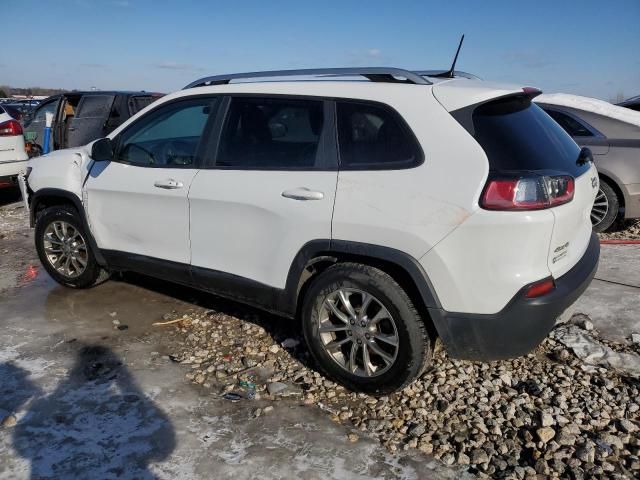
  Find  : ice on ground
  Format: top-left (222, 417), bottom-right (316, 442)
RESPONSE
top-left (535, 93), bottom-right (640, 128)
top-left (555, 324), bottom-right (640, 378)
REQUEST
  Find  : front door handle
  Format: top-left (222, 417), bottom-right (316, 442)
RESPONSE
top-left (282, 187), bottom-right (324, 201)
top-left (154, 179), bottom-right (183, 189)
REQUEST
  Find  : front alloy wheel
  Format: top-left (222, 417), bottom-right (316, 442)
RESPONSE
top-left (43, 220), bottom-right (88, 278)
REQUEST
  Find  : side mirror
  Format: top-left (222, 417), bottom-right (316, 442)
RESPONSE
top-left (91, 138), bottom-right (114, 162)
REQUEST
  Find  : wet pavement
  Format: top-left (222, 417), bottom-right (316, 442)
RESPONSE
top-left (0, 191), bottom-right (461, 479)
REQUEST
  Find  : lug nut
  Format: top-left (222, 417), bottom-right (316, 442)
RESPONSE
top-left (360, 321), bottom-right (366, 327)
top-left (350, 319), bottom-right (355, 325)
top-left (347, 330), bottom-right (352, 336)
top-left (357, 339), bottom-right (362, 345)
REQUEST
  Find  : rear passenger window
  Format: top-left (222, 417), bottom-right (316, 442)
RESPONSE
top-left (217, 97), bottom-right (324, 169)
top-left (76, 95), bottom-right (115, 119)
top-left (337, 101), bottom-right (421, 169)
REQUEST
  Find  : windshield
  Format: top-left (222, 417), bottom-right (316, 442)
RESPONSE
top-left (472, 95), bottom-right (589, 177)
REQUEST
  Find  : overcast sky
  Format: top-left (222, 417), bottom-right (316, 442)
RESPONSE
top-left (2, 0), bottom-right (639, 100)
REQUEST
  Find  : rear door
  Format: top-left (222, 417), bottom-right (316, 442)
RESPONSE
top-left (188, 95), bottom-right (337, 291)
top-left (67, 94), bottom-right (115, 147)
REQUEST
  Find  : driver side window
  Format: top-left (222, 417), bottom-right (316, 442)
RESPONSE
top-left (115, 97), bottom-right (216, 167)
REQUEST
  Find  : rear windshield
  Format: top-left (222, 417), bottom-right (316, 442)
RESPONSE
top-left (472, 96), bottom-right (589, 177)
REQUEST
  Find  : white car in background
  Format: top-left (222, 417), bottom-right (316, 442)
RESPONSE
top-left (0, 105), bottom-right (28, 188)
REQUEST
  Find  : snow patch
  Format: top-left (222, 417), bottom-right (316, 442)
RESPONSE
top-left (535, 93), bottom-right (640, 128)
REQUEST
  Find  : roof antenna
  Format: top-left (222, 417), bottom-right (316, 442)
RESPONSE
top-left (433, 34), bottom-right (465, 78)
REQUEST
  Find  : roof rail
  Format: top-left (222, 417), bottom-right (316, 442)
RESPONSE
top-left (183, 67), bottom-right (432, 89)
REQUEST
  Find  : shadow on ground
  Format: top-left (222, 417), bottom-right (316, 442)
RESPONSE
top-left (0, 187), bottom-right (21, 207)
top-left (3, 345), bottom-right (175, 479)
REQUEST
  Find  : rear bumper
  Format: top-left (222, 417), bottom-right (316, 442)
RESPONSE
top-left (0, 159), bottom-right (28, 180)
top-left (429, 232), bottom-right (600, 361)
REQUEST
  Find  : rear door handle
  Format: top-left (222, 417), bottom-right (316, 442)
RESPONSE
top-left (154, 179), bottom-right (183, 189)
top-left (282, 187), bottom-right (324, 201)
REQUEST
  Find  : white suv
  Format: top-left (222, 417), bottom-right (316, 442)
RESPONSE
top-left (20, 68), bottom-right (600, 394)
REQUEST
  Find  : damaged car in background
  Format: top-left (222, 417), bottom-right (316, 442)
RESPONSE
top-left (22, 91), bottom-right (163, 157)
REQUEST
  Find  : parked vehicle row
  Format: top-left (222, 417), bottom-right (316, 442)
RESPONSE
top-left (20, 68), bottom-right (600, 393)
top-left (22, 91), bottom-right (163, 156)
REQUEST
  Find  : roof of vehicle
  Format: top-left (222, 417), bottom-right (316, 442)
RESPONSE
top-left (42, 91), bottom-right (163, 100)
top-left (535, 93), bottom-right (640, 129)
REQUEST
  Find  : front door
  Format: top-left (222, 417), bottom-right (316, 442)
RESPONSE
top-left (189, 96), bottom-right (337, 290)
top-left (85, 96), bottom-right (218, 265)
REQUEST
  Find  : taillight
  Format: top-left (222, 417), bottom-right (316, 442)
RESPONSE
top-left (0, 119), bottom-right (23, 137)
top-left (481, 174), bottom-right (574, 211)
top-left (525, 277), bottom-right (555, 298)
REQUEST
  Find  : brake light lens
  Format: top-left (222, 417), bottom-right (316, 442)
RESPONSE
top-left (0, 119), bottom-right (23, 137)
top-left (481, 175), bottom-right (574, 210)
top-left (525, 277), bottom-right (555, 298)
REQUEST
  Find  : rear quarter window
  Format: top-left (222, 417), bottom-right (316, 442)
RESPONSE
top-left (472, 96), bottom-right (589, 177)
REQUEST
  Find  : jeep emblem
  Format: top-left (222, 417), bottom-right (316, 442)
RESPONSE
top-left (591, 177), bottom-right (598, 189)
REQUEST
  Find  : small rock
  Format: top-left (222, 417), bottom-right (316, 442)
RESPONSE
top-left (263, 406), bottom-right (274, 414)
top-left (571, 314), bottom-right (594, 331)
top-left (541, 412), bottom-right (555, 427)
top-left (631, 333), bottom-right (640, 345)
top-left (470, 448), bottom-right (489, 465)
top-left (347, 433), bottom-right (359, 443)
top-left (537, 427), bottom-right (556, 443)
top-left (112, 319), bottom-right (120, 326)
top-left (1, 415), bottom-right (17, 428)
top-left (109, 312), bottom-right (117, 317)
top-left (268, 345), bottom-right (280, 354)
top-left (281, 338), bottom-right (300, 348)
top-left (619, 419), bottom-right (638, 433)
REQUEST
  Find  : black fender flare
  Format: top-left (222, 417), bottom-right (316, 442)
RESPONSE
top-left (281, 239), bottom-right (442, 315)
top-left (29, 188), bottom-right (107, 267)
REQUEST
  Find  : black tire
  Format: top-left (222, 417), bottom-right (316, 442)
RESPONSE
top-left (592, 180), bottom-right (619, 233)
top-left (301, 262), bottom-right (431, 395)
top-left (35, 205), bottom-right (109, 288)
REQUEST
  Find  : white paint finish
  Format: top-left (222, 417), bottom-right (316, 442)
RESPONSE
top-left (535, 93), bottom-right (640, 129)
top-left (26, 147), bottom-right (90, 200)
top-left (189, 169), bottom-right (337, 288)
top-left (547, 165), bottom-right (598, 277)
top-left (0, 111), bottom-right (28, 165)
top-left (84, 162), bottom-right (197, 263)
top-left (332, 91), bottom-right (488, 259)
top-left (421, 209), bottom-right (555, 314)
top-left (431, 78), bottom-right (524, 112)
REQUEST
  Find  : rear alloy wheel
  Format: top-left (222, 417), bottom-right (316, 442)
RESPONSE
top-left (318, 288), bottom-right (399, 377)
top-left (302, 263), bottom-right (431, 394)
top-left (591, 180), bottom-right (619, 233)
top-left (35, 205), bottom-right (109, 288)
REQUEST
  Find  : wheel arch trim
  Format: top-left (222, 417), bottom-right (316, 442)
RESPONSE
top-left (30, 188), bottom-right (107, 266)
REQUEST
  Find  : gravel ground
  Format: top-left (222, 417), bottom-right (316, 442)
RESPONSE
top-left (599, 220), bottom-right (640, 240)
top-left (164, 307), bottom-right (640, 479)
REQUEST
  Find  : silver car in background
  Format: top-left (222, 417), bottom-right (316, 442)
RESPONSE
top-left (535, 94), bottom-right (640, 232)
